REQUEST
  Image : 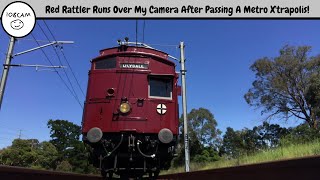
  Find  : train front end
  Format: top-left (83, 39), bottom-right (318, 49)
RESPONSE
top-left (82, 42), bottom-right (180, 179)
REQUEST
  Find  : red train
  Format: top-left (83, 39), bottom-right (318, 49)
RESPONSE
top-left (82, 39), bottom-right (180, 179)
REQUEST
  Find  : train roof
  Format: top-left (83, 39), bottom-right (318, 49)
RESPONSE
top-left (94, 45), bottom-right (175, 66)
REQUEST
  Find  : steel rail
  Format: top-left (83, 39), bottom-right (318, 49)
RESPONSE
top-left (158, 155), bottom-right (320, 180)
top-left (1, 155), bottom-right (320, 179)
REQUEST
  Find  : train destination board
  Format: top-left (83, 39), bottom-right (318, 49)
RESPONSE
top-left (120, 63), bottom-right (149, 69)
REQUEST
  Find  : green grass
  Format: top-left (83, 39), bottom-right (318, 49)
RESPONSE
top-left (162, 139), bottom-right (320, 175)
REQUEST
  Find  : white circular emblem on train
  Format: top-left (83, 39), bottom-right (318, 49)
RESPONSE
top-left (1, 1), bottom-right (36, 38)
top-left (157, 104), bottom-right (167, 115)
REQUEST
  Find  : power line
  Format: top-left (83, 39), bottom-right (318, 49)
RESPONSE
top-left (42, 20), bottom-right (85, 97)
top-left (37, 23), bottom-right (80, 102)
top-left (17, 38), bottom-right (52, 43)
top-left (59, 51), bottom-right (85, 96)
top-left (31, 33), bottom-right (83, 109)
top-left (143, 20), bottom-right (146, 43)
top-left (146, 43), bottom-right (178, 47)
top-left (136, 20), bottom-right (138, 46)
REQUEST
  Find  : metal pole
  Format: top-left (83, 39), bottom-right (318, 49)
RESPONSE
top-left (3, 64), bottom-right (66, 69)
top-left (13, 41), bottom-right (74, 57)
top-left (0, 38), bottom-right (73, 111)
top-left (0, 37), bottom-right (15, 110)
top-left (180, 41), bottom-right (190, 172)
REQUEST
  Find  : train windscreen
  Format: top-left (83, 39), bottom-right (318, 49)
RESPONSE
top-left (149, 76), bottom-right (172, 99)
top-left (95, 57), bottom-right (116, 69)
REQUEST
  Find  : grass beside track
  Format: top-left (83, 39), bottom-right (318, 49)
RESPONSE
top-left (162, 139), bottom-right (320, 175)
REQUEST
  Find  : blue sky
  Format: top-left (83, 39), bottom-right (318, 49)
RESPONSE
top-left (1, 20), bottom-right (320, 148)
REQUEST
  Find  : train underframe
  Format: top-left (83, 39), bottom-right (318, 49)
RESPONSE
top-left (84, 132), bottom-right (177, 179)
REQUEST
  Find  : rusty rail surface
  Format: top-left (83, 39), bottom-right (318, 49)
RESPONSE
top-left (0, 165), bottom-right (102, 180)
top-left (1, 155), bottom-right (320, 179)
top-left (158, 155), bottom-right (320, 180)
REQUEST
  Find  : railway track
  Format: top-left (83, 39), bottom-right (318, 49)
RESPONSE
top-left (1, 155), bottom-right (320, 179)
top-left (159, 155), bottom-right (320, 180)
top-left (0, 165), bottom-right (101, 180)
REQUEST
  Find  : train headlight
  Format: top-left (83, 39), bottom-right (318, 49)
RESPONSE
top-left (119, 102), bottom-right (131, 113)
top-left (158, 128), bottom-right (173, 144)
top-left (87, 127), bottom-right (103, 143)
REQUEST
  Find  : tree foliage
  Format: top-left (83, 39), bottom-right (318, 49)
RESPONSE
top-left (56, 160), bottom-right (73, 172)
top-left (244, 45), bottom-right (320, 128)
top-left (220, 122), bottom-right (288, 158)
top-left (256, 122), bottom-right (288, 148)
top-left (220, 127), bottom-right (243, 158)
top-left (47, 119), bottom-right (94, 173)
top-left (36, 141), bottom-right (59, 169)
top-left (187, 108), bottom-right (221, 146)
top-left (0, 139), bottom-right (58, 168)
top-left (174, 108), bottom-right (221, 166)
top-left (0, 119), bottom-right (96, 174)
top-left (1, 139), bottom-right (39, 167)
top-left (47, 119), bottom-right (81, 153)
top-left (281, 123), bottom-right (320, 145)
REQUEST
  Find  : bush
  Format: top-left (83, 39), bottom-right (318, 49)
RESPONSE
top-left (280, 123), bottom-right (320, 146)
top-left (193, 148), bottom-right (220, 163)
top-left (56, 161), bottom-right (73, 172)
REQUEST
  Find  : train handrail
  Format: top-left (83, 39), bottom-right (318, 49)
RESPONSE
top-left (117, 40), bottom-right (179, 62)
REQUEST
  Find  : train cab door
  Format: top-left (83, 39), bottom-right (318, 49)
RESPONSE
top-left (146, 74), bottom-right (176, 133)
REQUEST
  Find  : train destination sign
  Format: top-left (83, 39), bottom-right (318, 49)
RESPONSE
top-left (120, 63), bottom-right (149, 69)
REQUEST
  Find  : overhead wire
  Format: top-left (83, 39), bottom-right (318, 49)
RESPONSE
top-left (146, 43), bottom-right (178, 47)
top-left (42, 20), bottom-right (86, 97)
top-left (16, 38), bottom-right (52, 43)
top-left (37, 23), bottom-right (80, 103)
top-left (136, 20), bottom-right (138, 46)
top-left (143, 20), bottom-right (145, 43)
top-left (30, 33), bottom-right (83, 109)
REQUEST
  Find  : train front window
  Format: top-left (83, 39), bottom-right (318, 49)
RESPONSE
top-left (95, 57), bottom-right (116, 69)
top-left (149, 76), bottom-right (172, 99)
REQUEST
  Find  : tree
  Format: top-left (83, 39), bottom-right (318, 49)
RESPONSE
top-left (221, 127), bottom-right (264, 158)
top-left (281, 123), bottom-right (320, 145)
top-left (0, 139), bottom-right (39, 167)
top-left (187, 108), bottom-right (221, 146)
top-left (65, 141), bottom-right (91, 173)
top-left (56, 160), bottom-right (73, 172)
top-left (220, 127), bottom-right (243, 158)
top-left (305, 75), bottom-right (320, 125)
top-left (47, 119), bottom-right (81, 154)
top-left (173, 108), bottom-right (221, 166)
top-left (245, 45), bottom-right (320, 129)
top-left (0, 139), bottom-right (58, 169)
top-left (47, 119), bottom-right (94, 173)
top-left (36, 141), bottom-right (58, 169)
top-left (220, 123), bottom-right (287, 158)
top-left (240, 127), bottom-right (262, 154)
top-left (256, 122), bottom-right (288, 148)
top-left (193, 146), bottom-right (220, 163)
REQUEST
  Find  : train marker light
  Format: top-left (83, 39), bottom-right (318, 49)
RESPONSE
top-left (87, 127), bottom-right (103, 143)
top-left (107, 88), bottom-right (115, 96)
top-left (119, 102), bottom-right (131, 114)
top-left (137, 98), bottom-right (144, 107)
